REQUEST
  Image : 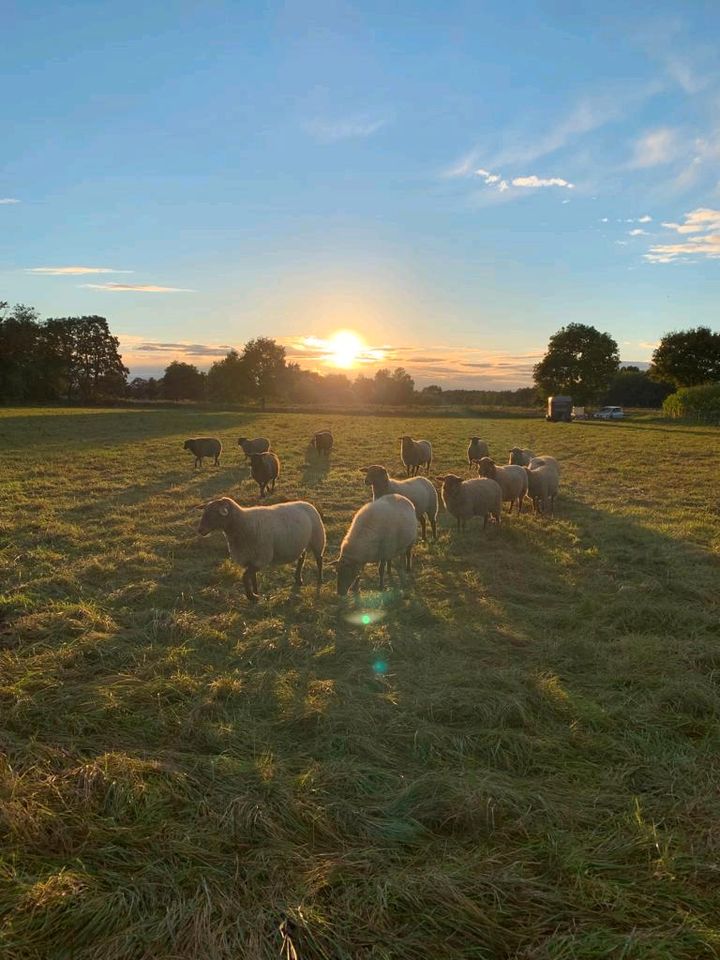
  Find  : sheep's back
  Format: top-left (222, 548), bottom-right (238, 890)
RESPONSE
top-left (341, 495), bottom-right (417, 563)
top-left (494, 464), bottom-right (528, 501)
top-left (388, 476), bottom-right (438, 517)
top-left (188, 437), bottom-right (222, 456)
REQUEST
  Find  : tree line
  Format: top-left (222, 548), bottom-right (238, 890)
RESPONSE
top-left (2, 300), bottom-right (717, 408)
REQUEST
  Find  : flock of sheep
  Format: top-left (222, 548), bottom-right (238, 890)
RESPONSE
top-left (184, 431), bottom-right (560, 600)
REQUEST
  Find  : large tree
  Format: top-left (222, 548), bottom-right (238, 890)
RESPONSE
top-left (241, 337), bottom-right (287, 405)
top-left (161, 361), bottom-right (206, 400)
top-left (0, 303), bottom-right (45, 400)
top-left (42, 316), bottom-right (128, 401)
top-left (533, 323), bottom-right (620, 404)
top-left (650, 326), bottom-right (720, 388)
top-left (207, 350), bottom-right (252, 402)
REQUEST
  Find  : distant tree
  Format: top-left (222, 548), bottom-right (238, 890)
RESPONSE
top-left (42, 315), bottom-right (128, 401)
top-left (241, 337), bottom-right (287, 405)
top-left (353, 374), bottom-right (375, 403)
top-left (207, 349), bottom-right (251, 402)
top-left (650, 326), bottom-right (720, 388)
top-left (127, 376), bottom-right (161, 400)
top-left (0, 303), bottom-right (45, 400)
top-left (161, 361), bottom-right (206, 400)
top-left (422, 384), bottom-right (443, 395)
top-left (604, 369), bottom-right (674, 408)
top-left (533, 323), bottom-right (620, 404)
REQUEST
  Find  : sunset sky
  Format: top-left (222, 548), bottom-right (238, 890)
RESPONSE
top-left (3, 1), bottom-right (720, 388)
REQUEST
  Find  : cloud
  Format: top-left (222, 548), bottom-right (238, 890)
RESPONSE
top-left (628, 127), bottom-right (681, 168)
top-left (305, 113), bottom-right (389, 143)
top-left (638, 215), bottom-right (653, 223)
top-left (645, 208), bottom-right (720, 262)
top-left (628, 228), bottom-right (647, 236)
top-left (0, 198), bottom-right (20, 204)
top-left (29, 266), bottom-right (132, 275)
top-left (511, 175), bottom-right (574, 189)
top-left (80, 283), bottom-right (194, 292)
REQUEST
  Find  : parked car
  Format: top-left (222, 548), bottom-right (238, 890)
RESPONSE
top-left (593, 405), bottom-right (625, 420)
top-left (571, 406), bottom-right (588, 420)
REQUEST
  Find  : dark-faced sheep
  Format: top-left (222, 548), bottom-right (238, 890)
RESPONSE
top-left (250, 452), bottom-right (280, 498)
top-left (467, 437), bottom-right (490, 464)
top-left (237, 436), bottom-right (271, 460)
top-left (436, 474), bottom-right (502, 531)
top-left (399, 436), bottom-right (432, 477)
top-left (311, 430), bottom-right (334, 457)
top-left (198, 496), bottom-right (326, 601)
top-left (362, 464), bottom-right (438, 541)
top-left (336, 494), bottom-right (417, 595)
top-left (183, 437), bottom-right (222, 469)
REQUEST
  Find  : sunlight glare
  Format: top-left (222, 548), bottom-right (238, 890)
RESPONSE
top-left (329, 330), bottom-right (365, 369)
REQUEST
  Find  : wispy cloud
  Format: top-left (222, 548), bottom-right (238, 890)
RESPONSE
top-left (0, 197), bottom-right (20, 205)
top-left (628, 127), bottom-right (681, 168)
top-left (80, 283), bottom-right (194, 292)
top-left (645, 207), bottom-right (720, 262)
top-left (304, 112), bottom-right (389, 143)
top-left (628, 228), bottom-right (647, 236)
top-left (29, 266), bottom-right (133, 276)
top-left (511, 175), bottom-right (574, 189)
top-left (458, 164), bottom-right (574, 202)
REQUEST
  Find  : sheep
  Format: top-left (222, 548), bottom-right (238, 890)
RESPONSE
top-left (198, 496), bottom-right (325, 601)
top-left (361, 464), bottom-right (438, 541)
top-left (436, 474), bottom-right (502, 531)
top-left (237, 436), bottom-right (271, 460)
top-left (524, 457), bottom-right (560, 516)
top-left (467, 437), bottom-right (490, 464)
top-left (508, 447), bottom-right (534, 466)
top-left (475, 457), bottom-right (528, 514)
top-left (336, 494), bottom-right (417, 595)
top-left (399, 436), bottom-right (432, 477)
top-left (250, 452), bottom-right (280, 498)
top-left (311, 430), bottom-right (334, 457)
top-left (183, 437), bottom-right (222, 468)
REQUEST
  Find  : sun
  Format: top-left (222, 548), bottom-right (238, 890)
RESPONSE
top-left (328, 329), bottom-right (365, 369)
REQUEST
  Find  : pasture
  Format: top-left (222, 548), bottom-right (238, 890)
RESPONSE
top-left (1, 406), bottom-right (719, 959)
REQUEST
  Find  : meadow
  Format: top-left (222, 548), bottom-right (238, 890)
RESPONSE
top-left (1, 405), bottom-right (719, 960)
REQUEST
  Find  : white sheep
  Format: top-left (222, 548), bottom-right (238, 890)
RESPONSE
top-left (436, 474), bottom-right (502, 531)
top-left (361, 464), bottom-right (439, 541)
top-left (467, 437), bottom-right (490, 464)
top-left (508, 447), bottom-right (534, 466)
top-left (399, 436), bottom-right (432, 477)
top-left (198, 496), bottom-right (326, 601)
top-left (524, 456), bottom-right (560, 516)
top-left (475, 457), bottom-right (529, 514)
top-left (336, 494), bottom-right (417, 595)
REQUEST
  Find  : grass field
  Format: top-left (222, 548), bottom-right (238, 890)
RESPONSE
top-left (1, 406), bottom-right (719, 959)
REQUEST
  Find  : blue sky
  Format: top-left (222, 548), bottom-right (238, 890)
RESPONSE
top-left (2, 0), bottom-right (720, 387)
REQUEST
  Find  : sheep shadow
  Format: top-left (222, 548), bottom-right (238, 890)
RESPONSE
top-left (302, 444), bottom-right (331, 487)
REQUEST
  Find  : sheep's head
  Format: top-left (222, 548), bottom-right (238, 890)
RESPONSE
top-left (508, 447), bottom-right (523, 465)
top-left (183, 440), bottom-right (192, 450)
top-left (361, 464), bottom-right (389, 487)
top-left (475, 457), bottom-right (496, 479)
top-left (436, 474), bottom-right (463, 495)
top-left (469, 436), bottom-right (480, 443)
top-left (198, 497), bottom-right (235, 535)
top-left (237, 437), bottom-right (248, 447)
top-left (336, 556), bottom-right (361, 596)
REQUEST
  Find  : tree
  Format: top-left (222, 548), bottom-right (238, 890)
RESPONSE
top-left (604, 369), bottom-right (674, 408)
top-left (42, 316), bottom-right (129, 401)
top-left (161, 361), bottom-right (206, 400)
top-left (207, 350), bottom-right (252, 402)
top-left (241, 337), bottom-right (287, 405)
top-left (650, 327), bottom-right (720, 388)
top-left (127, 376), bottom-right (160, 400)
top-left (0, 303), bottom-right (44, 400)
top-left (533, 323), bottom-right (620, 404)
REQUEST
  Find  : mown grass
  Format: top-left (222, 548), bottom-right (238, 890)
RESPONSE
top-left (1, 406), bottom-right (719, 959)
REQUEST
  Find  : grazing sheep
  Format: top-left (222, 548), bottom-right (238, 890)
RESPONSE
top-left (250, 452), bottom-right (280, 498)
top-left (237, 436), bottom-right (271, 460)
top-left (198, 496), bottom-right (325, 601)
top-left (436, 474), bottom-right (502, 531)
top-left (336, 494), bottom-right (417, 595)
top-left (183, 437), bottom-right (222, 469)
top-left (399, 436), bottom-right (432, 477)
top-left (524, 457), bottom-right (560, 516)
top-left (362, 464), bottom-right (439, 541)
top-left (475, 457), bottom-right (528, 514)
top-left (508, 447), bottom-right (535, 467)
top-left (467, 437), bottom-right (490, 464)
top-left (311, 430), bottom-right (334, 457)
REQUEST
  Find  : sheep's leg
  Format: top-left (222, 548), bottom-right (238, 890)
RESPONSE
top-left (351, 576), bottom-right (361, 594)
top-left (507, 500), bottom-right (514, 515)
top-left (518, 497), bottom-right (523, 514)
top-left (378, 560), bottom-right (386, 589)
top-left (419, 514), bottom-right (427, 541)
top-left (430, 515), bottom-right (437, 540)
top-left (550, 495), bottom-right (555, 518)
top-left (243, 567), bottom-right (260, 602)
top-left (294, 551), bottom-right (306, 586)
top-left (313, 551), bottom-right (323, 590)
top-left (214, 455), bottom-right (220, 466)
top-left (405, 547), bottom-right (412, 572)
top-left (271, 478), bottom-right (276, 492)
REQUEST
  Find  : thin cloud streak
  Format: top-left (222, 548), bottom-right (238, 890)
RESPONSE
top-left (80, 283), bottom-right (194, 292)
top-left (304, 112), bottom-right (389, 143)
top-left (0, 198), bottom-right (20, 204)
top-left (29, 266), bottom-right (133, 275)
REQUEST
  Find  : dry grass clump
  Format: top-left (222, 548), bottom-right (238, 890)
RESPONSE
top-left (1, 406), bottom-right (719, 958)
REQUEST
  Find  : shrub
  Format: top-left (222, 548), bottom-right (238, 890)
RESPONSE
top-left (663, 382), bottom-right (720, 423)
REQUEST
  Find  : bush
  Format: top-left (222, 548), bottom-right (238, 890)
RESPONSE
top-left (663, 382), bottom-right (720, 423)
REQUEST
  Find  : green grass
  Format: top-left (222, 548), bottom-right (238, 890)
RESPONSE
top-left (1, 406), bottom-right (719, 959)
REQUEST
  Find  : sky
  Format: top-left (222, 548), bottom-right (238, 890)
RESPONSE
top-left (2, 0), bottom-right (720, 388)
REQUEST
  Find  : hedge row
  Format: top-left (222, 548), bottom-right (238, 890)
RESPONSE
top-left (663, 383), bottom-right (720, 423)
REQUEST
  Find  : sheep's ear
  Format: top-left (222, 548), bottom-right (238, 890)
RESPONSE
top-left (193, 502), bottom-right (207, 511)
top-left (359, 466), bottom-right (370, 473)
top-left (219, 505), bottom-right (230, 516)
